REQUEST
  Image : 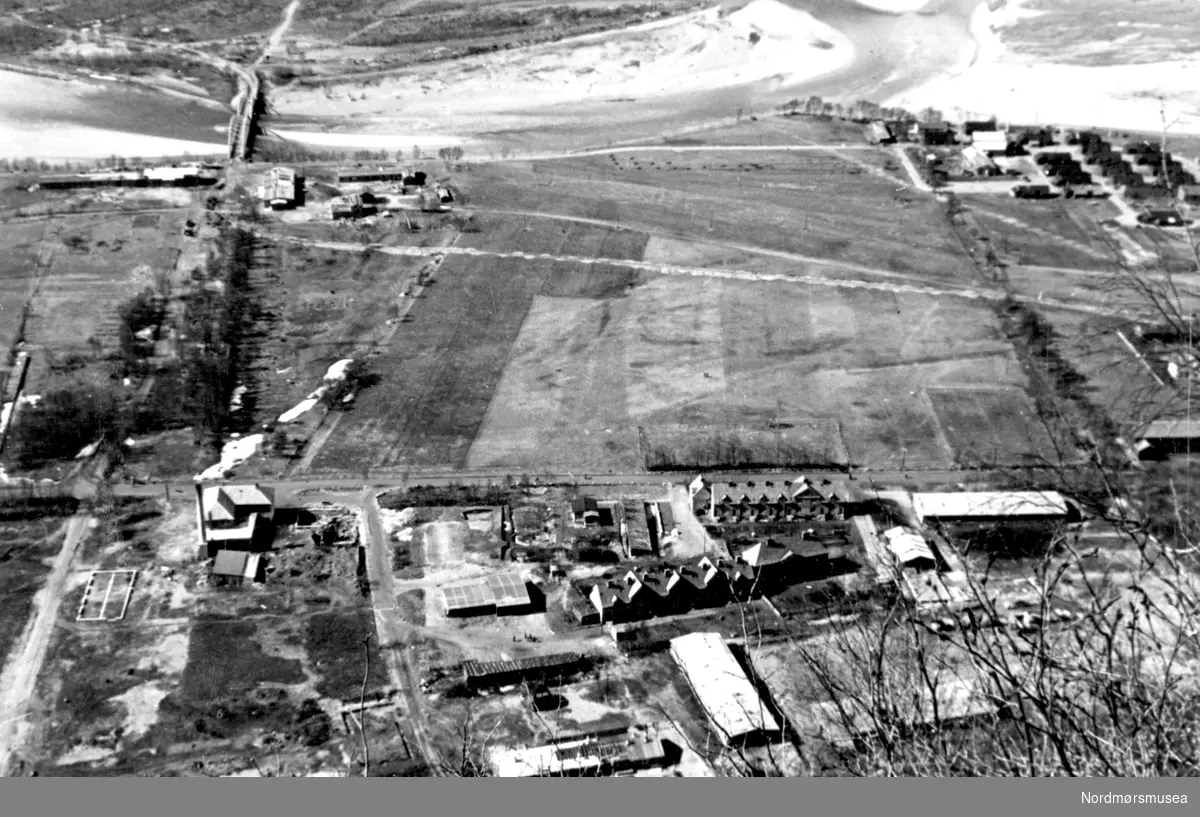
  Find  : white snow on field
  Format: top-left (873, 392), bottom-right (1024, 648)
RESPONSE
top-left (194, 433), bottom-right (264, 481)
top-left (0, 395), bottom-right (41, 438)
top-left (325, 358), bottom-right (354, 381)
top-left (75, 441), bottom-right (100, 460)
top-left (852, 0), bottom-right (932, 12)
top-left (278, 397), bottom-right (320, 423)
top-left (276, 359), bottom-right (354, 423)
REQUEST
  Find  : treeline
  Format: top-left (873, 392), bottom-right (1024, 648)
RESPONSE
top-left (0, 21), bottom-right (64, 55)
top-left (0, 154), bottom-right (224, 174)
top-left (780, 96), bottom-right (945, 125)
top-left (253, 140), bottom-right (449, 165)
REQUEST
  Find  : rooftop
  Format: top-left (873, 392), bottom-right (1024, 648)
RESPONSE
top-left (1139, 417), bottom-right (1200, 440)
top-left (669, 632), bottom-right (779, 744)
top-left (212, 549), bottom-right (261, 580)
top-left (912, 491), bottom-right (1069, 521)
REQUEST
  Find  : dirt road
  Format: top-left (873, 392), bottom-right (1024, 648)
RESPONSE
top-left (358, 490), bottom-right (445, 775)
top-left (0, 513), bottom-right (91, 776)
top-left (257, 1), bottom-right (301, 66)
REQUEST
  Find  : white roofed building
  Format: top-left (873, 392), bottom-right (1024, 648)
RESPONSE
top-left (912, 491), bottom-right (1070, 525)
top-left (195, 483), bottom-right (275, 557)
top-left (669, 632), bottom-right (779, 747)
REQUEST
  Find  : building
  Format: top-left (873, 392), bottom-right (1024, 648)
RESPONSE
top-left (331, 193), bottom-right (376, 220)
top-left (261, 166), bottom-right (297, 209)
top-left (336, 168), bottom-right (426, 186)
top-left (462, 653), bottom-right (583, 690)
top-left (571, 496), bottom-right (601, 526)
top-left (688, 475), bottom-right (865, 524)
top-left (489, 728), bottom-right (668, 777)
top-left (961, 119), bottom-right (998, 137)
top-left (802, 677), bottom-right (995, 749)
top-left (864, 121), bottom-right (893, 145)
top-left (195, 484), bottom-right (275, 558)
top-left (970, 130), bottom-right (1009, 156)
top-left (1136, 417), bottom-right (1200, 458)
top-left (881, 526), bottom-right (937, 571)
top-left (211, 550), bottom-right (264, 585)
top-left (1176, 184), bottom-right (1200, 205)
top-left (669, 632), bottom-right (780, 747)
top-left (1138, 208), bottom-right (1187, 227)
top-left (919, 125), bottom-right (958, 146)
top-left (441, 572), bottom-right (534, 617)
top-left (912, 491), bottom-right (1070, 526)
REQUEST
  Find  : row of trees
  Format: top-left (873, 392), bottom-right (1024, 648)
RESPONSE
top-left (252, 142), bottom-right (455, 165)
top-left (780, 96), bottom-right (944, 125)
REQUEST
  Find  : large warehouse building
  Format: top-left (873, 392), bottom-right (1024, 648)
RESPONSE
top-left (441, 572), bottom-right (534, 617)
top-left (669, 632), bottom-right (779, 747)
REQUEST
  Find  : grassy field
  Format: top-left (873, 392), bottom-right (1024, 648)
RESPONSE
top-left (305, 610), bottom-right (390, 702)
top-left (460, 150), bottom-right (970, 282)
top-left (0, 220), bottom-right (46, 357)
top-left (18, 0), bottom-right (294, 42)
top-left (958, 195), bottom-right (1122, 272)
top-left (469, 277), bottom-right (1031, 472)
top-left (927, 387), bottom-right (1056, 467)
top-left (0, 516), bottom-right (69, 674)
top-left (17, 208), bottom-right (187, 394)
top-left (308, 216), bottom-right (647, 473)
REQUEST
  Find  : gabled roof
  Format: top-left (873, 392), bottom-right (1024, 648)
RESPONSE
top-left (740, 542), bottom-right (793, 568)
top-left (212, 549), bottom-right (261, 580)
top-left (913, 491), bottom-right (1069, 521)
top-left (882, 527), bottom-right (936, 565)
top-left (202, 484), bottom-right (272, 523)
top-left (1139, 418), bottom-right (1200, 440)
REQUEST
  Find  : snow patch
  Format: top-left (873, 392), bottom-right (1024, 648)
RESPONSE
top-left (194, 433), bottom-right (264, 481)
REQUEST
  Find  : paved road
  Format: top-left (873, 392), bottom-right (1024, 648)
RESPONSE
top-left (358, 490), bottom-right (445, 776)
top-left (0, 513), bottom-right (91, 776)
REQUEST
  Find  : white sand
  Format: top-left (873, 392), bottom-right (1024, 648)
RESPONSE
top-left (887, 0), bottom-right (1200, 134)
top-left (272, 1), bottom-right (855, 145)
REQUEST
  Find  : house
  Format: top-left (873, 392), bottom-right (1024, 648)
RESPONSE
top-left (970, 130), bottom-right (1009, 156)
top-left (588, 577), bottom-right (648, 624)
top-left (677, 562), bottom-right (731, 608)
top-left (700, 555), bottom-right (755, 599)
top-left (919, 125), bottom-right (958, 146)
top-left (669, 632), bottom-right (780, 747)
top-left (864, 121), bottom-right (894, 145)
top-left (960, 119), bottom-right (998, 137)
top-left (1123, 183), bottom-right (1171, 202)
top-left (195, 484), bottom-right (275, 558)
top-left (572, 496), bottom-right (601, 526)
top-left (260, 166), bottom-right (297, 209)
top-left (1136, 417), bottom-right (1200, 458)
top-left (632, 568), bottom-right (685, 615)
top-left (211, 550), bottom-right (264, 585)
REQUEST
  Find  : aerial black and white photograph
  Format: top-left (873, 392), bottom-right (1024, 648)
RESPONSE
top-left (0, 0), bottom-right (1199, 786)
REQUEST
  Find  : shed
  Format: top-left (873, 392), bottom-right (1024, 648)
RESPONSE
top-left (881, 527), bottom-right (937, 569)
top-left (669, 632), bottom-right (779, 747)
top-left (1137, 417), bottom-right (1200, 457)
top-left (462, 653), bottom-right (582, 690)
top-left (212, 550), bottom-right (263, 584)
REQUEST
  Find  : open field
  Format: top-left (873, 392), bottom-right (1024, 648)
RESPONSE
top-left (16, 0), bottom-right (295, 43)
top-left (0, 516), bottom-right (70, 674)
top-left (957, 195), bottom-right (1122, 272)
top-left (459, 151), bottom-right (969, 281)
top-left (15, 498), bottom-right (403, 776)
top-left (20, 209), bottom-right (187, 394)
top-left (0, 220), bottom-right (47, 356)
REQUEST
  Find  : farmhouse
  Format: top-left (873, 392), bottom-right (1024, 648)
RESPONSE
top-left (489, 729), bottom-right (668, 777)
top-left (195, 484), bottom-right (276, 558)
top-left (1136, 417), bottom-right (1200, 458)
top-left (572, 496), bottom-right (601, 526)
top-left (669, 632), bottom-right (780, 747)
top-left (260, 166), bottom-right (298, 209)
top-left (462, 653), bottom-right (583, 690)
top-left (441, 572), bottom-right (534, 617)
top-left (912, 491), bottom-right (1070, 526)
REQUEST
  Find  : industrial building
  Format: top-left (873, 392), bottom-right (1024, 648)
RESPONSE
top-left (489, 728), bottom-right (668, 777)
top-left (260, 166), bottom-right (298, 209)
top-left (912, 491), bottom-right (1070, 525)
top-left (195, 484), bottom-right (276, 557)
top-left (669, 632), bottom-right (780, 747)
top-left (441, 572), bottom-right (534, 617)
top-left (462, 653), bottom-right (583, 690)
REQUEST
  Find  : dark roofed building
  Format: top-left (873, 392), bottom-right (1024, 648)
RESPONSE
top-left (1136, 417), bottom-right (1200, 458)
top-left (211, 550), bottom-right (264, 585)
top-left (688, 474), bottom-right (869, 524)
top-left (463, 653), bottom-right (583, 690)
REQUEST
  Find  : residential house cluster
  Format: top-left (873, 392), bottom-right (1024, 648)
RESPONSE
top-left (574, 540), bottom-right (822, 625)
top-left (195, 483), bottom-right (276, 584)
top-left (688, 474), bottom-right (867, 525)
